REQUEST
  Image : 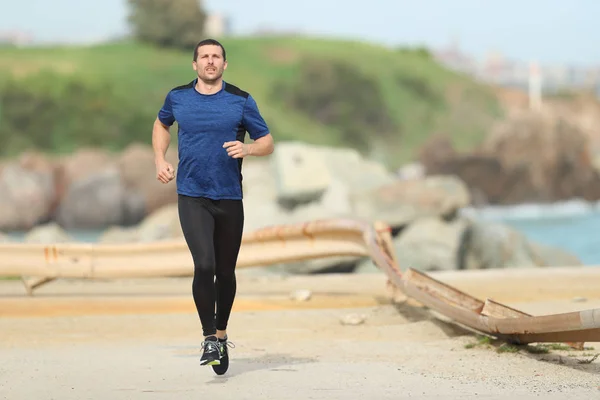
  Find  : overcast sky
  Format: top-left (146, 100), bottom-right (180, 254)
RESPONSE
top-left (1, 0), bottom-right (598, 66)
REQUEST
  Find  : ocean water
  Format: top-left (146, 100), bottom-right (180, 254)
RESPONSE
top-left (461, 199), bottom-right (600, 266)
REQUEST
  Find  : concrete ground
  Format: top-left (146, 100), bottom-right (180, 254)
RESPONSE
top-left (1, 268), bottom-right (600, 399)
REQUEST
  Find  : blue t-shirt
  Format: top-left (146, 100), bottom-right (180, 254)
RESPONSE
top-left (157, 79), bottom-right (270, 200)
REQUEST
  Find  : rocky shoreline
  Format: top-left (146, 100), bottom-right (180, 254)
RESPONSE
top-left (0, 140), bottom-right (583, 274)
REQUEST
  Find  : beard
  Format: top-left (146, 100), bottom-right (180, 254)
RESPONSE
top-left (198, 67), bottom-right (223, 83)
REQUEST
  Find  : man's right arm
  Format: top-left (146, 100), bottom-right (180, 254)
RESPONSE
top-left (153, 118), bottom-right (175, 184)
top-left (152, 117), bottom-right (171, 162)
top-left (154, 92), bottom-right (176, 184)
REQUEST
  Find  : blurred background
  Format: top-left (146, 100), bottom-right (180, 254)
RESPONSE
top-left (1, 0), bottom-right (599, 274)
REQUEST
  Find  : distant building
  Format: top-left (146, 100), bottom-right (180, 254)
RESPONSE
top-left (433, 41), bottom-right (600, 98)
top-left (0, 30), bottom-right (33, 47)
top-left (204, 14), bottom-right (230, 38)
top-left (432, 39), bottom-right (476, 75)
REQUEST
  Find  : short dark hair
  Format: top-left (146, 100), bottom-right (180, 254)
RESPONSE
top-left (193, 38), bottom-right (226, 61)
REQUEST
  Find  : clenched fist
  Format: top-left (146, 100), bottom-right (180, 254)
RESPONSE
top-left (223, 140), bottom-right (249, 159)
top-left (156, 159), bottom-right (175, 184)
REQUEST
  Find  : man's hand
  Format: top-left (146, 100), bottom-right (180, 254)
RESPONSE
top-left (155, 159), bottom-right (175, 184)
top-left (223, 141), bottom-right (249, 159)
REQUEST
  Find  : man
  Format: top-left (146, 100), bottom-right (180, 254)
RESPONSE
top-left (152, 38), bottom-right (274, 372)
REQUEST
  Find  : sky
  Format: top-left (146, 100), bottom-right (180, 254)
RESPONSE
top-left (1, 0), bottom-right (598, 66)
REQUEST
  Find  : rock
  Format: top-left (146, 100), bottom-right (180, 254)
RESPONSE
top-left (354, 258), bottom-right (380, 274)
top-left (24, 223), bottom-right (72, 243)
top-left (270, 142), bottom-right (397, 210)
top-left (423, 153), bottom-right (520, 205)
top-left (397, 163), bottom-right (425, 180)
top-left (289, 289), bottom-right (312, 301)
top-left (462, 219), bottom-right (540, 269)
top-left (54, 148), bottom-right (113, 199)
top-left (421, 112), bottom-right (600, 205)
top-left (317, 146), bottom-right (396, 193)
top-left (392, 216), bottom-right (469, 271)
top-left (136, 203), bottom-right (183, 242)
top-left (283, 256), bottom-right (361, 275)
top-left (97, 203), bottom-right (183, 243)
top-left (340, 313), bottom-right (366, 326)
top-left (117, 143), bottom-right (179, 214)
top-left (527, 241), bottom-right (582, 267)
top-left (481, 112), bottom-right (600, 203)
top-left (461, 217), bottom-right (582, 269)
top-left (241, 158), bottom-right (289, 233)
top-left (18, 151), bottom-right (62, 215)
top-left (418, 134), bottom-right (457, 173)
top-left (122, 191), bottom-right (147, 226)
top-left (55, 166), bottom-right (129, 229)
top-left (271, 141), bottom-right (332, 208)
top-left (355, 214), bottom-right (581, 272)
top-left (350, 175), bottom-right (471, 229)
top-left (242, 158), bottom-right (278, 200)
top-left (97, 226), bottom-right (139, 243)
top-left (0, 163), bottom-right (56, 231)
top-left (319, 179), bottom-right (352, 215)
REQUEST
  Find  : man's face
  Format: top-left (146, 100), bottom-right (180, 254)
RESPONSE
top-left (193, 45), bottom-right (227, 83)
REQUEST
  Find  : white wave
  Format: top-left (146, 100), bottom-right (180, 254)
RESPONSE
top-left (459, 198), bottom-right (600, 221)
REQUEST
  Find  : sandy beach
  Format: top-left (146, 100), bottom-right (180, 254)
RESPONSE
top-left (1, 267), bottom-right (600, 399)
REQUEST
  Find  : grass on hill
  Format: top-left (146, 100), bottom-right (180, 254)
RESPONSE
top-left (0, 36), bottom-right (503, 169)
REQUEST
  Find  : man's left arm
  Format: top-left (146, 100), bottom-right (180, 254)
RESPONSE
top-left (224, 95), bottom-right (274, 159)
top-left (246, 133), bottom-right (274, 156)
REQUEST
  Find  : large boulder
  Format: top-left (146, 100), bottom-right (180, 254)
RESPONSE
top-left (0, 161), bottom-right (56, 231)
top-left (391, 216), bottom-right (469, 272)
top-left (98, 203), bottom-right (183, 243)
top-left (358, 215), bottom-right (581, 273)
top-left (270, 141), bottom-right (332, 208)
top-left (420, 113), bottom-right (600, 205)
top-left (55, 166), bottom-right (144, 229)
top-left (53, 147), bottom-right (148, 229)
top-left (54, 148), bottom-right (114, 200)
top-left (241, 158), bottom-right (289, 233)
top-left (462, 217), bottom-right (582, 269)
top-left (482, 112), bottom-right (600, 202)
top-left (350, 175), bottom-right (471, 229)
top-left (316, 145), bottom-right (396, 193)
top-left (117, 143), bottom-right (179, 214)
top-left (23, 223), bottom-right (73, 243)
top-left (270, 142), bottom-right (396, 209)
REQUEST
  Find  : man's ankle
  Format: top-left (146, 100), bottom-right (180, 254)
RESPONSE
top-left (216, 330), bottom-right (227, 340)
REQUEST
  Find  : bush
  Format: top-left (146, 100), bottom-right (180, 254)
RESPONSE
top-left (127, 0), bottom-right (208, 50)
top-left (0, 74), bottom-right (150, 156)
top-left (272, 57), bottom-right (398, 152)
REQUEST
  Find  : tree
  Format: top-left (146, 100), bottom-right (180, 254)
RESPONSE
top-left (127, 0), bottom-right (208, 49)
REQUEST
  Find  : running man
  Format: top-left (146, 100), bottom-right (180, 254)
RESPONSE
top-left (152, 38), bottom-right (274, 371)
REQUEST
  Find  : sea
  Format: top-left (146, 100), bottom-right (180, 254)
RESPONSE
top-left (6, 199), bottom-right (600, 266)
top-left (460, 199), bottom-right (600, 266)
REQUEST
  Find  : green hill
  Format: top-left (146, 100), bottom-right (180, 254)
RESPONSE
top-left (0, 37), bottom-right (503, 168)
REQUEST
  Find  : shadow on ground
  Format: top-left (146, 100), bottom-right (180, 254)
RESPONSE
top-left (206, 353), bottom-right (318, 383)
top-left (170, 345), bottom-right (317, 383)
top-left (392, 301), bottom-right (474, 338)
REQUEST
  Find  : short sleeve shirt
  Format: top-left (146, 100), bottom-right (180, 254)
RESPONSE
top-left (158, 79), bottom-right (270, 200)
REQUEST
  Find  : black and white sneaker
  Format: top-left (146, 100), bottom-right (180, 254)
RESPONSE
top-left (200, 336), bottom-right (222, 366)
top-left (212, 336), bottom-right (235, 375)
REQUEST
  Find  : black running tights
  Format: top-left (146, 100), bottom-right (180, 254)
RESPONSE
top-left (178, 195), bottom-right (244, 337)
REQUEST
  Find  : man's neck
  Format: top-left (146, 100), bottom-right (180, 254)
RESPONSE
top-left (195, 78), bottom-right (223, 95)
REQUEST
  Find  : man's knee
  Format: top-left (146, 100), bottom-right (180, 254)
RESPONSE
top-left (193, 260), bottom-right (215, 278)
top-left (215, 269), bottom-right (236, 284)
